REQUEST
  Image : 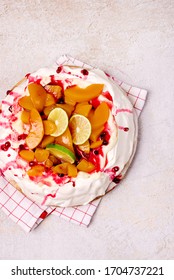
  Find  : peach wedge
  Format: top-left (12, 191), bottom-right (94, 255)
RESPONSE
top-left (28, 83), bottom-right (47, 112)
top-left (64, 84), bottom-right (104, 103)
top-left (26, 108), bottom-right (44, 149)
top-left (90, 102), bottom-right (109, 129)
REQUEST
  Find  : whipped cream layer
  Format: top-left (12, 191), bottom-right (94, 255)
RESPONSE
top-left (0, 63), bottom-right (138, 207)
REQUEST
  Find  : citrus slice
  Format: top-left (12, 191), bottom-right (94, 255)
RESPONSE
top-left (48, 108), bottom-right (68, 137)
top-left (69, 114), bottom-right (91, 145)
top-left (46, 143), bottom-right (76, 164)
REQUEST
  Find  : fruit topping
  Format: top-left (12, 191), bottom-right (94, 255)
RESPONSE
top-left (56, 104), bottom-right (74, 117)
top-left (46, 143), bottom-right (76, 164)
top-left (47, 108), bottom-right (68, 137)
top-left (18, 96), bottom-right (34, 110)
top-left (43, 120), bottom-right (57, 135)
top-left (1, 141), bottom-right (11, 151)
top-left (74, 103), bottom-right (92, 117)
top-left (90, 102), bottom-right (109, 129)
top-left (21, 110), bottom-right (30, 124)
top-left (64, 84), bottom-right (104, 102)
top-left (34, 148), bottom-right (49, 162)
top-left (67, 164), bottom-right (77, 177)
top-left (81, 69), bottom-right (89, 75)
top-left (52, 163), bottom-right (68, 174)
top-left (26, 108), bottom-right (44, 149)
top-left (78, 140), bottom-right (90, 154)
top-left (69, 114), bottom-right (91, 145)
top-left (48, 154), bottom-right (61, 165)
top-left (19, 150), bottom-right (35, 162)
top-left (77, 159), bottom-right (95, 173)
top-left (90, 140), bottom-right (103, 149)
top-left (43, 104), bottom-right (57, 117)
top-left (18, 81), bottom-right (111, 178)
top-left (90, 125), bottom-right (104, 142)
top-left (55, 127), bottom-right (74, 152)
top-left (45, 158), bottom-right (53, 168)
top-left (45, 93), bottom-right (56, 107)
top-left (27, 165), bottom-right (45, 177)
top-left (45, 85), bottom-right (62, 99)
top-left (28, 83), bottom-right (47, 112)
top-left (40, 135), bottom-right (55, 148)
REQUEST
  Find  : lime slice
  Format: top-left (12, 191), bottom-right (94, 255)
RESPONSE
top-left (46, 143), bottom-right (76, 164)
top-left (48, 108), bottom-right (68, 137)
top-left (69, 114), bottom-right (91, 145)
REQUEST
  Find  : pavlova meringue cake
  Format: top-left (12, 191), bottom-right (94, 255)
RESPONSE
top-left (0, 63), bottom-right (138, 207)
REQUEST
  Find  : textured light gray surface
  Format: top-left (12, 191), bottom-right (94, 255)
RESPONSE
top-left (0, 0), bottom-right (174, 260)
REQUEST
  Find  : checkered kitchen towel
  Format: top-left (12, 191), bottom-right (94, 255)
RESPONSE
top-left (0, 55), bottom-right (147, 232)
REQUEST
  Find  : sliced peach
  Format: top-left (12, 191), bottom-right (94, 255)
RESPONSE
top-left (43, 104), bottom-right (57, 116)
top-left (64, 84), bottom-right (104, 103)
top-left (74, 103), bottom-right (92, 117)
top-left (90, 102), bottom-right (109, 129)
top-left (55, 127), bottom-right (74, 152)
top-left (21, 110), bottom-right (30, 124)
top-left (27, 165), bottom-right (45, 177)
top-left (43, 120), bottom-right (56, 135)
top-left (45, 93), bottom-right (56, 107)
top-left (45, 158), bottom-right (53, 168)
top-left (45, 85), bottom-right (62, 99)
top-left (40, 135), bottom-right (55, 148)
top-left (77, 159), bottom-right (95, 173)
top-left (56, 104), bottom-right (74, 118)
top-left (90, 140), bottom-right (103, 149)
top-left (64, 95), bottom-right (76, 106)
top-left (28, 83), bottom-right (47, 112)
top-left (35, 148), bottom-right (49, 162)
top-left (52, 163), bottom-right (68, 174)
top-left (18, 96), bottom-right (34, 110)
top-left (68, 164), bottom-right (77, 177)
top-left (90, 125), bottom-right (104, 142)
top-left (78, 101), bottom-right (89, 105)
top-left (26, 108), bottom-right (44, 149)
top-left (87, 108), bottom-right (94, 122)
top-left (19, 150), bottom-right (35, 162)
top-left (49, 154), bottom-right (61, 165)
top-left (78, 140), bottom-right (90, 154)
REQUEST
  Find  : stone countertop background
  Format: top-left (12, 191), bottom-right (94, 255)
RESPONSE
top-left (0, 0), bottom-right (174, 260)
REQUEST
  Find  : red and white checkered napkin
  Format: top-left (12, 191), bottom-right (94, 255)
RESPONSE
top-left (0, 55), bottom-right (147, 232)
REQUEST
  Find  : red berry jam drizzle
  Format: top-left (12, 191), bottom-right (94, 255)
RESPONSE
top-left (118, 126), bottom-right (129, 132)
top-left (41, 191), bottom-right (57, 206)
top-left (2, 100), bottom-right (11, 107)
top-left (90, 97), bottom-right (100, 108)
top-left (0, 88), bottom-right (29, 175)
top-left (102, 91), bottom-right (113, 102)
top-left (28, 76), bottom-right (42, 84)
top-left (25, 73), bottom-right (31, 78)
top-left (0, 160), bottom-right (21, 174)
top-left (88, 147), bottom-right (103, 172)
top-left (50, 75), bottom-right (64, 91)
top-left (0, 121), bottom-right (11, 129)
